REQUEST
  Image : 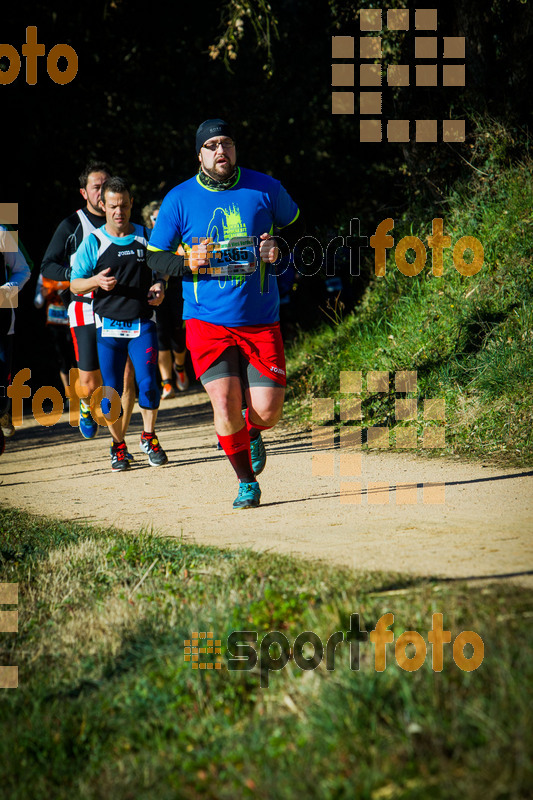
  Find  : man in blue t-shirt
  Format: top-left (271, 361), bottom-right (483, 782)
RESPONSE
top-left (147, 119), bottom-right (304, 509)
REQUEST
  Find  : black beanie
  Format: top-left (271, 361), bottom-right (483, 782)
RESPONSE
top-left (195, 119), bottom-right (235, 153)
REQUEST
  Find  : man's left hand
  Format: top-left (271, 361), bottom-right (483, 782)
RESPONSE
top-left (259, 232), bottom-right (279, 264)
top-left (147, 281), bottom-right (165, 306)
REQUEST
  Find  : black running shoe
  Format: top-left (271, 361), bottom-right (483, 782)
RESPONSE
top-left (111, 441), bottom-right (130, 471)
top-left (139, 432), bottom-right (168, 467)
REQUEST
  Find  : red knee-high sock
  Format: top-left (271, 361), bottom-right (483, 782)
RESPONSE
top-left (244, 408), bottom-right (272, 440)
top-left (217, 425), bottom-right (255, 482)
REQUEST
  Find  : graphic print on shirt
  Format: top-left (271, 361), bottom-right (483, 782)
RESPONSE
top-left (206, 204), bottom-right (250, 288)
top-left (147, 167), bottom-right (299, 326)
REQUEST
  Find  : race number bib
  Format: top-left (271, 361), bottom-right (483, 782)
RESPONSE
top-left (47, 303), bottom-right (69, 325)
top-left (209, 237), bottom-right (257, 276)
top-left (101, 317), bottom-right (141, 338)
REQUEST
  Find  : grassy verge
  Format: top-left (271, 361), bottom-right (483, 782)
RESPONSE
top-left (285, 158), bottom-right (533, 466)
top-left (1, 507), bottom-right (531, 799)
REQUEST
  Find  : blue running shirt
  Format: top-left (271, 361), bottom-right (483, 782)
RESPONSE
top-left (148, 167), bottom-right (300, 326)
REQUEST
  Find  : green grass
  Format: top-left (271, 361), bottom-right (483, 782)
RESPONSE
top-left (285, 158), bottom-right (533, 466)
top-left (1, 507), bottom-right (532, 799)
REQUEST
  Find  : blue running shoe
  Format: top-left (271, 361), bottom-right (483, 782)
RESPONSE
top-left (249, 432), bottom-right (266, 476)
top-left (233, 481), bottom-right (261, 510)
top-left (79, 401), bottom-right (98, 439)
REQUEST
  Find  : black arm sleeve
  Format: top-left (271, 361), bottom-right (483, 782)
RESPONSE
top-left (146, 248), bottom-right (190, 278)
top-left (275, 212), bottom-right (306, 250)
top-left (41, 217), bottom-right (75, 281)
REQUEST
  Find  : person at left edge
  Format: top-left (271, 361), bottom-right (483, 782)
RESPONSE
top-left (71, 176), bottom-right (169, 472)
top-left (0, 226), bottom-right (30, 455)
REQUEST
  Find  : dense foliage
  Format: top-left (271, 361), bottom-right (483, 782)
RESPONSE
top-left (3, 0), bottom-right (531, 415)
top-left (3, 0), bottom-right (532, 251)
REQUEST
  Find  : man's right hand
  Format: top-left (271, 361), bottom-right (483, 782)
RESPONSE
top-left (95, 268), bottom-right (117, 291)
top-left (188, 238), bottom-right (212, 273)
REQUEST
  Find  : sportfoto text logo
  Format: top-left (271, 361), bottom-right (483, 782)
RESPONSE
top-left (0, 26), bottom-right (78, 85)
top-left (187, 218), bottom-right (484, 279)
top-left (7, 368), bottom-right (122, 429)
top-left (185, 613), bottom-right (484, 688)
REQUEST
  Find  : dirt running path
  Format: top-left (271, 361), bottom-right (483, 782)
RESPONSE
top-left (1, 390), bottom-right (532, 586)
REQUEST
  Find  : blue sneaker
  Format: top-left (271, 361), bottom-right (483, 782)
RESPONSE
top-left (249, 432), bottom-right (266, 476)
top-left (233, 481), bottom-right (261, 510)
top-left (79, 401), bottom-right (98, 439)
